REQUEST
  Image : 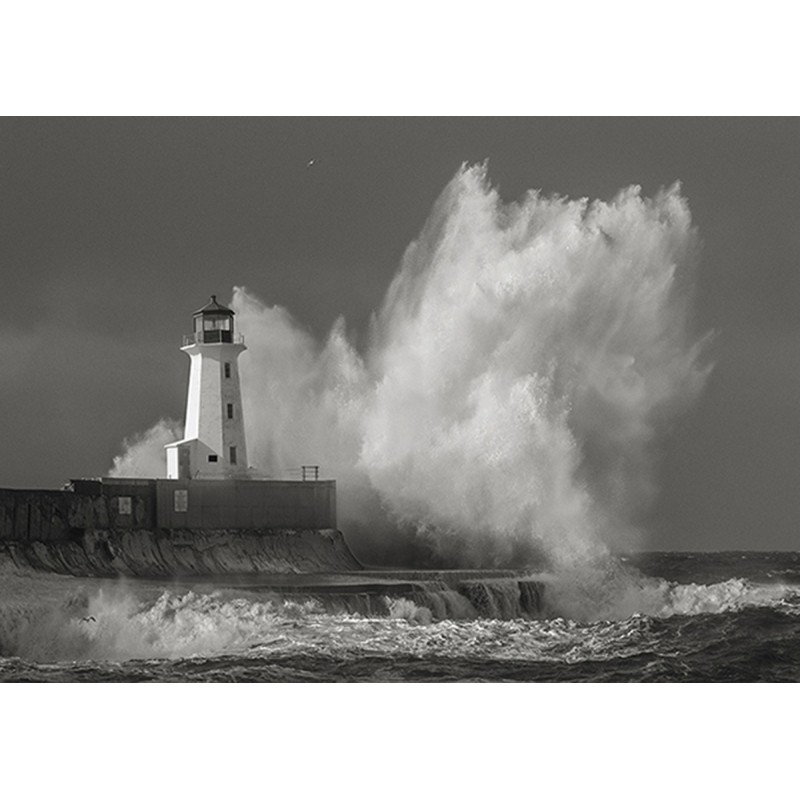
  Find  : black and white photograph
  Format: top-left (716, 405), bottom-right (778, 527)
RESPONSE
top-left (0, 4), bottom-right (796, 795)
top-left (2, 115), bottom-right (798, 684)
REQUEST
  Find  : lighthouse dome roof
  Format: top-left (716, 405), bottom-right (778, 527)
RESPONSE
top-left (194, 295), bottom-right (234, 316)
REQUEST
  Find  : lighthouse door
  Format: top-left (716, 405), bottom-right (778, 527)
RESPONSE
top-left (178, 445), bottom-right (191, 479)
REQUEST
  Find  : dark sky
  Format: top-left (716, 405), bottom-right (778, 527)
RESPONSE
top-left (1, 117), bottom-right (798, 551)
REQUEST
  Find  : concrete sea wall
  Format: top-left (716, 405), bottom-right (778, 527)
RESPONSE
top-left (0, 483), bottom-right (358, 577)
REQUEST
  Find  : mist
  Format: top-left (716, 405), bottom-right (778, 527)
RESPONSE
top-left (109, 419), bottom-right (183, 480)
top-left (111, 164), bottom-right (710, 570)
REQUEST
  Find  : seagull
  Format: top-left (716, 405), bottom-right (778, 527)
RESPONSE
top-left (306, 158), bottom-right (318, 168)
top-left (81, 615), bottom-right (96, 623)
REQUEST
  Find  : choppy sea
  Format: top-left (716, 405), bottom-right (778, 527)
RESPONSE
top-left (2, 551), bottom-right (799, 682)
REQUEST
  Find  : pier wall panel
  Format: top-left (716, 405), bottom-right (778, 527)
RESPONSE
top-left (0, 479), bottom-right (337, 541)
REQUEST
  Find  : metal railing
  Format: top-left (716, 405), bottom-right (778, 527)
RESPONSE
top-left (285, 465), bottom-right (321, 482)
top-left (182, 331), bottom-right (245, 347)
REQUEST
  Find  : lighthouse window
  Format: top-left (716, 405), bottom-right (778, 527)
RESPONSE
top-left (224, 362), bottom-right (231, 378)
top-left (208, 455), bottom-right (218, 463)
top-left (229, 446), bottom-right (237, 465)
top-left (203, 317), bottom-right (231, 331)
top-left (227, 403), bottom-right (234, 419)
top-left (118, 497), bottom-right (132, 515)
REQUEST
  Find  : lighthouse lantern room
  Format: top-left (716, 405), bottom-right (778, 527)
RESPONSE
top-left (165, 296), bottom-right (249, 480)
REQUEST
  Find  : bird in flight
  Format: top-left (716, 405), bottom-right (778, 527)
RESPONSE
top-left (306, 158), bottom-right (318, 168)
top-left (81, 615), bottom-right (96, 623)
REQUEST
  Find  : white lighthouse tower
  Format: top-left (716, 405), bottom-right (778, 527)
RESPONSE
top-left (165, 296), bottom-right (249, 480)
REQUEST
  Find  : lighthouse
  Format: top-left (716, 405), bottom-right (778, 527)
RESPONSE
top-left (0, 292), bottom-right (341, 563)
top-left (165, 296), bottom-right (249, 480)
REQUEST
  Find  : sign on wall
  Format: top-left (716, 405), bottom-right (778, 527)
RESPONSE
top-left (173, 489), bottom-right (189, 513)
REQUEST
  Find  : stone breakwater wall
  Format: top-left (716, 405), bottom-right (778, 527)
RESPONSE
top-left (1, 527), bottom-right (362, 577)
top-left (0, 486), bottom-right (360, 576)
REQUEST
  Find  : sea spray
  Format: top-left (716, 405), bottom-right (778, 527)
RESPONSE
top-left (236, 164), bottom-right (710, 569)
top-left (110, 163), bottom-right (711, 579)
top-left (109, 419), bottom-right (183, 479)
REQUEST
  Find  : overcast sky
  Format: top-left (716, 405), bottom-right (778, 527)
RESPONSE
top-left (1, 117), bottom-right (798, 551)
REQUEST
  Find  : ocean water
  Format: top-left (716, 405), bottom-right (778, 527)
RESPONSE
top-left (1, 552), bottom-right (799, 682)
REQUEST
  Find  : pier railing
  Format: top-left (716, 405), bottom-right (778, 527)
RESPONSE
top-left (285, 465), bottom-right (321, 482)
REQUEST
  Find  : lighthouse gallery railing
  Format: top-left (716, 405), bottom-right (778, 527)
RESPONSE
top-left (182, 331), bottom-right (245, 346)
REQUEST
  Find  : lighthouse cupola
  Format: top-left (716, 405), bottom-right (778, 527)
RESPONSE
top-left (192, 294), bottom-right (236, 344)
top-left (165, 295), bottom-right (249, 480)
